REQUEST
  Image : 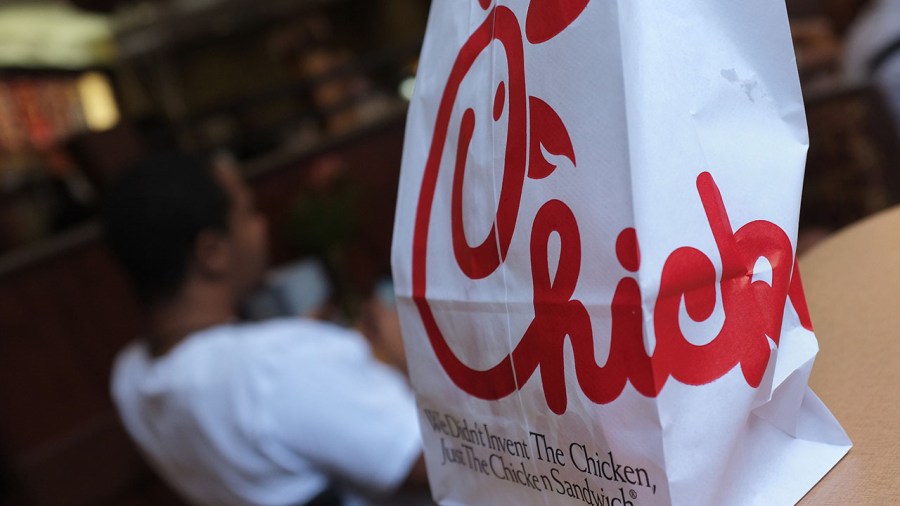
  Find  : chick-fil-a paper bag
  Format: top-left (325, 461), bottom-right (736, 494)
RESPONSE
top-left (392, 1), bottom-right (851, 504)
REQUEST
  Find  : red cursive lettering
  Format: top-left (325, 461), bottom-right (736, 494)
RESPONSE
top-left (409, 4), bottom-right (814, 414)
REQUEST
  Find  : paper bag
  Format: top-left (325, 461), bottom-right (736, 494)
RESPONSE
top-left (392, 1), bottom-right (851, 504)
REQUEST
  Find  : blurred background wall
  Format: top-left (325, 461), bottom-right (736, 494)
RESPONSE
top-left (0, 0), bottom-right (898, 504)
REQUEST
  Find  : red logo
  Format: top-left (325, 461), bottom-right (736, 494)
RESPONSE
top-left (410, 4), bottom-right (813, 415)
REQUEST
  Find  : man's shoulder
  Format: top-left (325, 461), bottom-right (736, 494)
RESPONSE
top-left (239, 317), bottom-right (353, 339)
top-left (110, 319), bottom-right (372, 402)
top-left (234, 318), bottom-right (371, 357)
top-left (125, 317), bottom-right (361, 355)
top-left (181, 318), bottom-right (375, 382)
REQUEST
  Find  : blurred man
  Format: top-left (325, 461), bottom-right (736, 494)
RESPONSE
top-left (103, 153), bottom-right (426, 506)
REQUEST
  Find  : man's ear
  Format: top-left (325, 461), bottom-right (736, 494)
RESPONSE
top-left (193, 229), bottom-right (231, 278)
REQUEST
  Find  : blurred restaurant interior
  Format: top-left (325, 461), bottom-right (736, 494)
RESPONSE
top-left (0, 0), bottom-right (897, 504)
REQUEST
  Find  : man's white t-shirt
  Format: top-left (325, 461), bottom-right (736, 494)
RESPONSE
top-left (111, 318), bottom-right (422, 506)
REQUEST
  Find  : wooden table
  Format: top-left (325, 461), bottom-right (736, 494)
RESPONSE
top-left (798, 206), bottom-right (900, 504)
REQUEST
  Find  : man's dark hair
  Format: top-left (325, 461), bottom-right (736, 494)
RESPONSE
top-left (102, 152), bottom-right (230, 305)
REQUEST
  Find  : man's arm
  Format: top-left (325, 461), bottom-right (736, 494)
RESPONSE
top-left (400, 454), bottom-right (430, 490)
top-left (359, 294), bottom-right (408, 375)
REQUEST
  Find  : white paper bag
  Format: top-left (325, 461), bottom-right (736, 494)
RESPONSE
top-left (392, 1), bottom-right (851, 504)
